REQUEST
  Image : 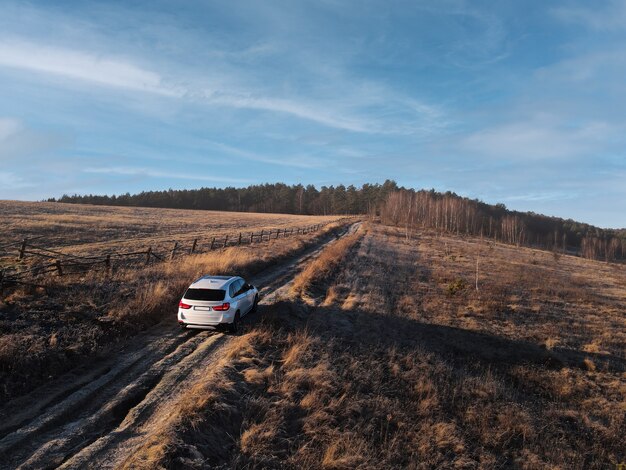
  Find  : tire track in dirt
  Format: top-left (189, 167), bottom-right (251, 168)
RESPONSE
top-left (0, 329), bottom-right (211, 468)
top-left (0, 223), bottom-right (358, 470)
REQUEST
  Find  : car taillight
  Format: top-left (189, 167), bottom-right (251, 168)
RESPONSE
top-left (212, 302), bottom-right (230, 311)
top-left (179, 301), bottom-right (192, 309)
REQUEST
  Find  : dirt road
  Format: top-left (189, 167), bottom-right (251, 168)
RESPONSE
top-left (0, 223), bottom-right (359, 470)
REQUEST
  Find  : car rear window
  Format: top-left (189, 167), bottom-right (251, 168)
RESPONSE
top-left (184, 288), bottom-right (226, 301)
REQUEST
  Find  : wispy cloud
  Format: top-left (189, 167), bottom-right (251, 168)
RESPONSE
top-left (0, 36), bottom-right (447, 135)
top-left (552, 1), bottom-right (626, 31)
top-left (460, 118), bottom-right (618, 160)
top-left (0, 117), bottom-right (20, 140)
top-left (0, 117), bottom-right (69, 162)
top-left (439, 5), bottom-right (510, 68)
top-left (200, 139), bottom-right (328, 168)
top-left (0, 171), bottom-right (35, 189)
top-left (501, 191), bottom-right (579, 203)
top-left (0, 39), bottom-right (180, 96)
top-left (206, 93), bottom-right (373, 133)
top-left (82, 166), bottom-right (250, 184)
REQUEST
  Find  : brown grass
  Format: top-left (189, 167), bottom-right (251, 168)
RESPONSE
top-left (0, 206), bottom-right (350, 401)
top-left (0, 200), bottom-right (340, 260)
top-left (129, 222), bottom-right (625, 469)
top-left (120, 329), bottom-right (274, 470)
top-left (290, 226), bottom-right (364, 297)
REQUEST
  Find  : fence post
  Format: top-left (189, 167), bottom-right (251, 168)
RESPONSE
top-left (55, 259), bottom-right (63, 276)
top-left (238, 233), bottom-right (242, 245)
top-left (145, 247), bottom-right (152, 265)
top-left (249, 232), bottom-right (253, 244)
top-left (105, 254), bottom-right (111, 272)
top-left (277, 229), bottom-right (281, 238)
top-left (210, 237), bottom-right (215, 250)
top-left (191, 239), bottom-right (198, 254)
top-left (18, 239), bottom-right (27, 260)
top-left (260, 230), bottom-right (264, 242)
top-left (224, 235), bottom-right (229, 248)
top-left (171, 242), bottom-right (178, 260)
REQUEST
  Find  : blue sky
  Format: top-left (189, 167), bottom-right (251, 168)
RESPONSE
top-left (0, 0), bottom-right (625, 227)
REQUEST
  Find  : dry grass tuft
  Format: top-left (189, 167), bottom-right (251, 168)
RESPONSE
top-left (321, 435), bottom-right (369, 469)
top-left (291, 227), bottom-right (364, 297)
top-left (281, 330), bottom-right (315, 368)
top-left (583, 357), bottom-right (597, 371)
top-left (544, 337), bottom-right (560, 350)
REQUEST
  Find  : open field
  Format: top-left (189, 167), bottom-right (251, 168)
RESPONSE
top-left (0, 201), bottom-right (339, 259)
top-left (121, 224), bottom-right (626, 469)
top-left (0, 201), bottom-right (345, 402)
top-left (0, 223), bottom-right (359, 469)
top-left (0, 210), bottom-right (624, 469)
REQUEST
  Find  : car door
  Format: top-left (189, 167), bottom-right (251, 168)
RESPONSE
top-left (233, 279), bottom-right (250, 313)
top-left (244, 279), bottom-right (256, 310)
top-left (228, 281), bottom-right (239, 308)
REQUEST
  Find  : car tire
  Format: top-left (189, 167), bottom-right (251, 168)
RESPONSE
top-left (251, 295), bottom-right (259, 313)
top-left (229, 311), bottom-right (241, 334)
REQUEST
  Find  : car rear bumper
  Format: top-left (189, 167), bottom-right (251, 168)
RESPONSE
top-left (179, 322), bottom-right (221, 330)
top-left (178, 309), bottom-right (234, 326)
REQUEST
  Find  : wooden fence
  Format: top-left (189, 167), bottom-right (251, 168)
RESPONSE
top-left (0, 218), bottom-right (355, 290)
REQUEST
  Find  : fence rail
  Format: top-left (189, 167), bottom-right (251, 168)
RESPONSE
top-left (0, 218), bottom-right (356, 290)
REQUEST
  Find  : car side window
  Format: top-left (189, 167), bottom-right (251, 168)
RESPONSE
top-left (233, 279), bottom-right (244, 297)
top-left (238, 280), bottom-right (247, 295)
top-left (229, 282), bottom-right (238, 298)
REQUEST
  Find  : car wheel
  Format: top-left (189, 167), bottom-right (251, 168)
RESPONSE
top-left (251, 295), bottom-right (259, 313)
top-left (229, 311), bottom-right (241, 334)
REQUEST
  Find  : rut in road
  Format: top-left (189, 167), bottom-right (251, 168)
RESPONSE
top-left (0, 223), bottom-right (358, 470)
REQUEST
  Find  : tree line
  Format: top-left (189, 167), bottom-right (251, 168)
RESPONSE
top-left (50, 182), bottom-right (626, 261)
top-left (381, 189), bottom-right (626, 261)
top-left (49, 181), bottom-right (400, 216)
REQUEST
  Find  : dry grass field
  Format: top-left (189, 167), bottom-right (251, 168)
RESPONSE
top-left (124, 223), bottom-right (625, 469)
top-left (0, 201), bottom-right (342, 401)
top-left (0, 201), bottom-right (337, 259)
top-left (1, 203), bottom-right (624, 469)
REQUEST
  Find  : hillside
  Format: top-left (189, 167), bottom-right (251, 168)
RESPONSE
top-left (0, 203), bottom-right (623, 468)
top-left (122, 223), bottom-right (626, 469)
top-left (49, 183), bottom-right (626, 262)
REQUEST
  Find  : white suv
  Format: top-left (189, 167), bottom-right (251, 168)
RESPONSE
top-left (178, 275), bottom-right (259, 333)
